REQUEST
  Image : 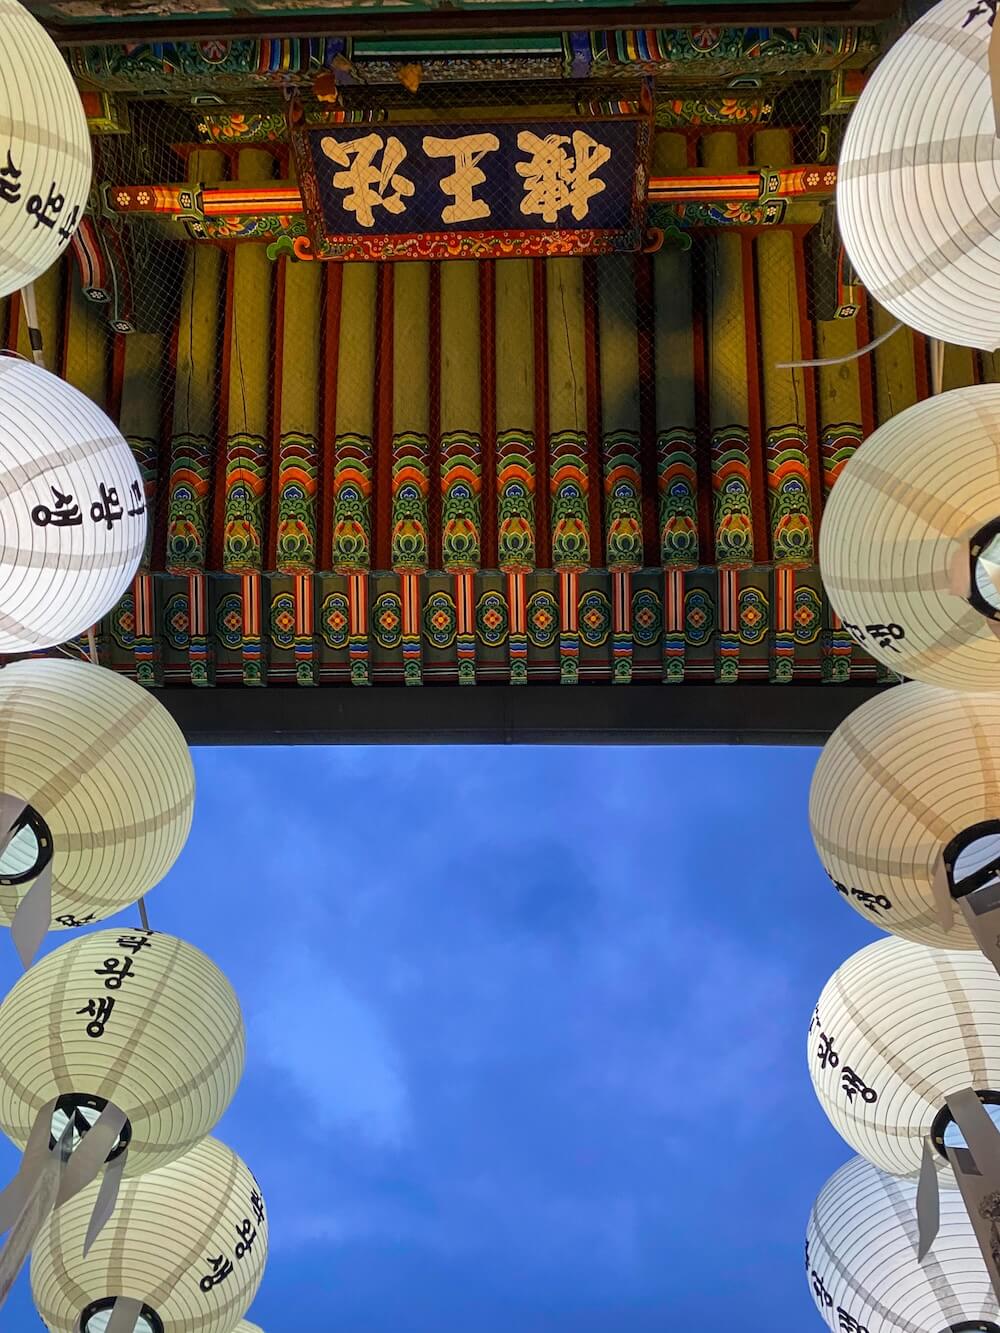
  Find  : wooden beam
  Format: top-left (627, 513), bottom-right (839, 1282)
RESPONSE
top-left (43, 1), bottom-right (899, 45)
top-left (156, 680), bottom-right (884, 746)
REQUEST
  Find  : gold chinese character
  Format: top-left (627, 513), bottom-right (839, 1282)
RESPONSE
top-left (515, 130), bottom-right (611, 224)
top-left (320, 133), bottom-right (415, 229)
top-left (422, 132), bottom-right (500, 224)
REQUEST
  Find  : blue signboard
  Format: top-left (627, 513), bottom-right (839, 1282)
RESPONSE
top-left (292, 116), bottom-right (650, 261)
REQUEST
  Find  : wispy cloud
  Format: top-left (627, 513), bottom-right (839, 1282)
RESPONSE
top-left (252, 952), bottom-right (411, 1149)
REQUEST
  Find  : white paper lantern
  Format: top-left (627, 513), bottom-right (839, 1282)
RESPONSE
top-left (819, 383), bottom-right (1000, 689)
top-left (807, 1155), bottom-right (1000, 1332)
top-left (810, 680), bottom-right (1000, 950)
top-left (0, 658), bottom-right (193, 932)
top-left (235, 1323), bottom-right (264, 1332)
top-left (31, 1137), bottom-right (268, 1333)
top-left (0, 0), bottom-right (91, 299)
top-left (0, 927), bottom-right (244, 1176)
top-left (0, 357), bottom-right (147, 650)
top-left (808, 936), bottom-right (1000, 1182)
top-left (837, 0), bottom-right (1000, 349)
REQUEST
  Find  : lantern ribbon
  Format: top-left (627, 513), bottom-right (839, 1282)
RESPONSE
top-left (0, 790), bottom-right (52, 969)
top-left (0, 1099), bottom-right (129, 1311)
top-left (940, 1089), bottom-right (1000, 1302)
top-left (916, 1135), bottom-right (940, 1260)
top-left (0, 1115), bottom-right (69, 1310)
top-left (11, 860), bottom-right (52, 970)
top-left (107, 1296), bottom-right (144, 1333)
top-left (957, 879), bottom-right (1000, 976)
top-left (18, 284), bottom-right (45, 370)
top-left (930, 339), bottom-right (945, 397)
top-left (0, 795), bottom-right (25, 858)
top-left (930, 850), bottom-right (956, 934)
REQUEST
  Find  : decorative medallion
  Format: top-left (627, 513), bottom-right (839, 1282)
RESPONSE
top-left (162, 592), bottom-right (189, 652)
top-left (578, 590), bottom-right (612, 647)
top-left (423, 591), bottom-right (457, 651)
top-left (109, 592), bottom-right (136, 652)
top-left (684, 588), bottom-right (716, 647)
top-left (216, 597), bottom-right (244, 653)
top-left (371, 592), bottom-right (403, 650)
top-left (215, 593), bottom-right (243, 651)
top-left (320, 592), bottom-right (349, 651)
top-left (793, 586), bottom-right (823, 644)
top-left (738, 587), bottom-right (769, 646)
top-left (631, 588), bottom-right (663, 647)
top-left (475, 590), bottom-right (509, 647)
top-left (269, 592), bottom-right (296, 651)
top-left (527, 589), bottom-right (559, 649)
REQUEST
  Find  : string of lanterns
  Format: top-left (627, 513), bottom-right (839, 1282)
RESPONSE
top-left (809, 0), bottom-right (1000, 1323)
top-left (0, 5), bottom-right (270, 1327)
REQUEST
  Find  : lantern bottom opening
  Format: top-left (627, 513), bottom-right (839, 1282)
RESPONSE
top-left (931, 1090), bottom-right (1000, 1161)
top-left (50, 1093), bottom-right (131, 1163)
top-left (943, 822), bottom-right (1000, 902)
top-left (79, 1298), bottom-right (163, 1333)
top-left (0, 802), bottom-right (52, 886)
top-left (967, 521), bottom-right (1000, 622)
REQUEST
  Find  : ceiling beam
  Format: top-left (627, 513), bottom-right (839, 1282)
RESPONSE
top-left (157, 682), bottom-right (881, 746)
top-left (43, 0), bottom-right (899, 45)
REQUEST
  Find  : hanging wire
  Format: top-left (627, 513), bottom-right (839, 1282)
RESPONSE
top-left (775, 321), bottom-right (904, 370)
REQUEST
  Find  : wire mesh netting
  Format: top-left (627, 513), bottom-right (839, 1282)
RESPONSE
top-left (17, 29), bottom-right (982, 687)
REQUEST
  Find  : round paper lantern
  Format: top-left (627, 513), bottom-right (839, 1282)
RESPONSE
top-left (819, 383), bottom-right (1000, 689)
top-left (807, 1155), bottom-right (1000, 1332)
top-left (837, 0), bottom-right (1000, 349)
top-left (235, 1324), bottom-right (264, 1333)
top-left (0, 357), bottom-right (146, 652)
top-left (0, 0), bottom-right (91, 299)
top-left (810, 680), bottom-right (1000, 949)
top-left (31, 1137), bottom-right (268, 1333)
top-left (808, 936), bottom-right (1000, 1182)
top-left (0, 658), bottom-right (193, 932)
top-left (0, 927), bottom-right (244, 1176)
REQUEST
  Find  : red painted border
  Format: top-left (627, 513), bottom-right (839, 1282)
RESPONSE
top-left (583, 257), bottom-right (603, 561)
top-left (791, 231), bottom-right (824, 523)
top-left (532, 257), bottom-right (551, 570)
top-left (740, 234), bottom-right (770, 561)
top-left (210, 247), bottom-right (236, 570)
top-left (318, 262), bottom-right (343, 571)
top-left (374, 262), bottom-right (395, 572)
top-left (266, 255), bottom-right (287, 568)
top-left (480, 261), bottom-right (497, 569)
top-left (428, 261), bottom-right (442, 572)
top-left (634, 252), bottom-right (658, 568)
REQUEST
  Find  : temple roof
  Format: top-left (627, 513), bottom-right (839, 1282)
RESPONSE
top-left (11, 6), bottom-right (964, 738)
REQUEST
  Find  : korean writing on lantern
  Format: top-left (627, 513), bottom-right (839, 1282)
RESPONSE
top-left (841, 620), bottom-right (906, 653)
top-left (831, 878), bottom-right (893, 917)
top-left (32, 480), bottom-right (145, 531)
top-left (197, 1184), bottom-right (266, 1293)
top-left (0, 150), bottom-right (80, 244)
top-left (319, 128), bottom-right (613, 230)
top-left (76, 930), bottom-right (156, 1040)
top-left (810, 1010), bottom-right (880, 1104)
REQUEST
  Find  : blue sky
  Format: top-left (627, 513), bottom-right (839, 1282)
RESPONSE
top-left (1, 743), bottom-right (878, 1330)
